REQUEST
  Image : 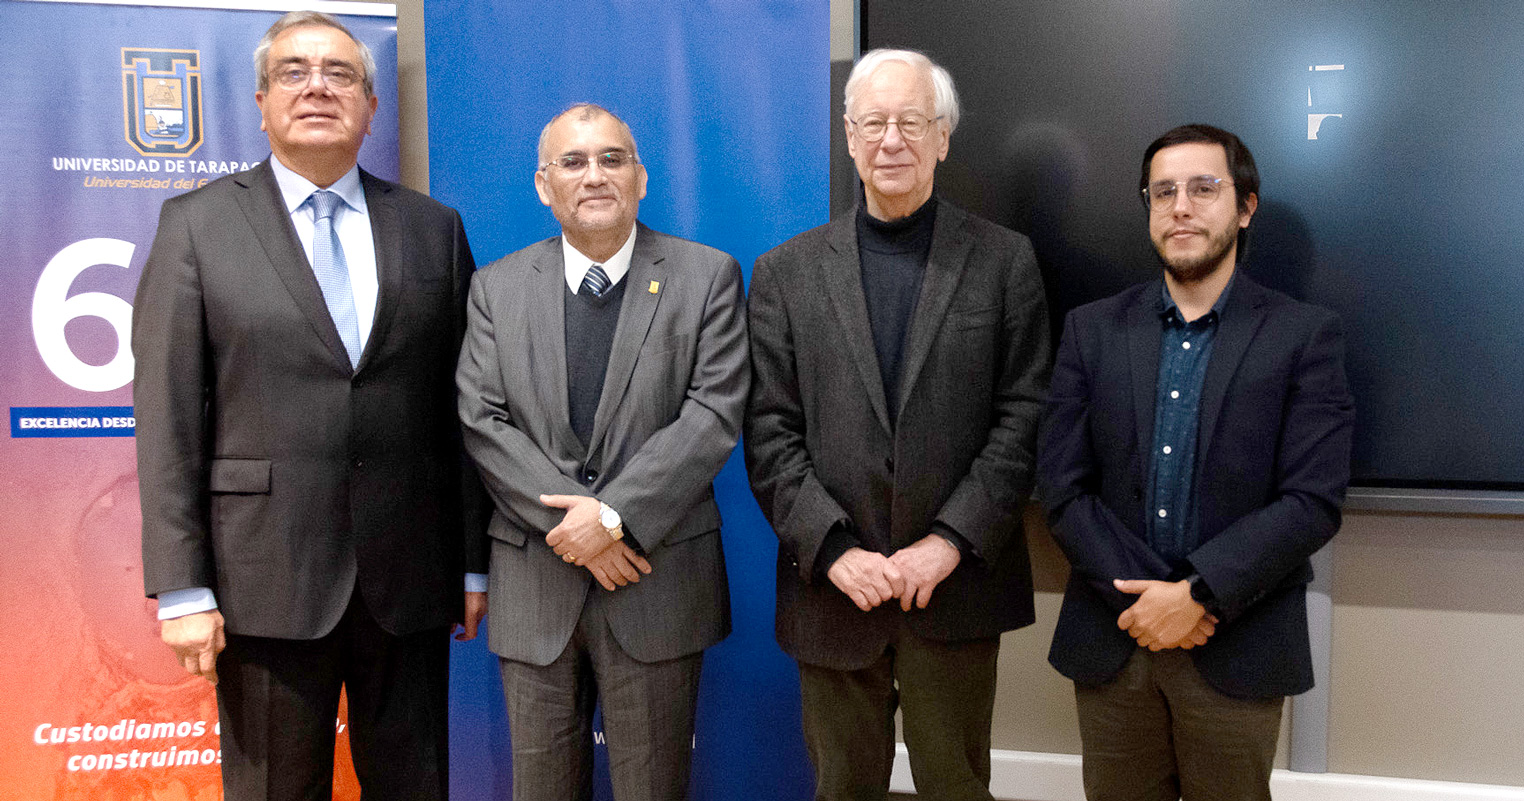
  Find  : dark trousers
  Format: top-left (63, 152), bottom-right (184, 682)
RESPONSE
top-left (498, 589), bottom-right (703, 801)
top-left (215, 592), bottom-right (450, 801)
top-left (1075, 648), bottom-right (1283, 801)
top-left (798, 625), bottom-right (1000, 801)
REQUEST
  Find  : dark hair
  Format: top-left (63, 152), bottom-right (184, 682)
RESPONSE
top-left (1139, 124), bottom-right (1258, 214)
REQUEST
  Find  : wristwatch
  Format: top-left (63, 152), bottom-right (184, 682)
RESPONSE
top-left (598, 502), bottom-right (624, 541)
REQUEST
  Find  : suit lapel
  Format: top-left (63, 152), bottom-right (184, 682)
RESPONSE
top-left (588, 224), bottom-right (664, 452)
top-left (821, 214), bottom-right (892, 434)
top-left (1197, 275), bottom-right (1267, 468)
top-left (531, 241), bottom-right (585, 460)
top-left (1127, 282), bottom-right (1163, 461)
top-left (234, 160), bottom-right (352, 370)
top-left (359, 170), bottom-right (400, 373)
top-left (896, 202), bottom-right (973, 420)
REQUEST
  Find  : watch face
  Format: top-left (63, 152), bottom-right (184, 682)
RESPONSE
top-left (600, 506), bottom-right (620, 529)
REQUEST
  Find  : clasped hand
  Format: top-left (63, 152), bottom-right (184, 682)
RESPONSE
top-left (1113, 578), bottom-right (1217, 650)
top-left (827, 535), bottom-right (961, 612)
top-left (542, 494), bottom-right (651, 591)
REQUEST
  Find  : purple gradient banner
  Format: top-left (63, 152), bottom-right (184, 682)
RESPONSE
top-left (0, 2), bottom-right (397, 796)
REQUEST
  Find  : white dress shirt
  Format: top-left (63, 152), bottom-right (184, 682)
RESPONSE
top-left (562, 224), bottom-right (637, 293)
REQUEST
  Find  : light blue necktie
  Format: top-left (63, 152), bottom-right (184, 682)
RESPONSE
top-left (580, 263), bottom-right (611, 297)
top-left (307, 189), bottom-right (361, 368)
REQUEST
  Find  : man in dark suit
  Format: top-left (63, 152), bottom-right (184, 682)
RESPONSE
top-left (745, 50), bottom-right (1050, 801)
top-left (455, 104), bottom-right (749, 801)
top-left (133, 11), bottom-right (484, 800)
top-left (1036, 124), bottom-right (1355, 801)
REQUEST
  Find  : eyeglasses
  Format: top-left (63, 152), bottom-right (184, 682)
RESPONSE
top-left (848, 113), bottom-right (944, 142)
top-left (540, 150), bottom-right (640, 173)
top-left (1142, 176), bottom-right (1234, 211)
top-left (269, 65), bottom-right (362, 91)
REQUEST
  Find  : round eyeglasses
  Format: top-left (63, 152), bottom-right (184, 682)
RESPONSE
top-left (849, 113), bottom-right (944, 142)
top-left (1142, 176), bottom-right (1234, 211)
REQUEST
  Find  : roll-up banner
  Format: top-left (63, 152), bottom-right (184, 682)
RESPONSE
top-left (425, 2), bottom-right (829, 799)
top-left (0, 1), bottom-right (398, 796)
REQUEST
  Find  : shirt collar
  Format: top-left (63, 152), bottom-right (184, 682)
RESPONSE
top-left (1159, 272), bottom-right (1236, 323)
top-left (269, 155), bottom-right (366, 216)
top-left (562, 224), bottom-right (638, 293)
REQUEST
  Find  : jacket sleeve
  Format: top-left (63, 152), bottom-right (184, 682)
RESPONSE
top-left (447, 213), bottom-right (492, 575)
top-left (133, 195), bottom-right (214, 599)
top-left (1038, 309), bottom-right (1176, 613)
top-left (743, 249), bottom-right (855, 582)
top-left (456, 268), bottom-right (591, 539)
top-left (1183, 313), bottom-right (1354, 623)
top-left (930, 233), bottom-right (1051, 561)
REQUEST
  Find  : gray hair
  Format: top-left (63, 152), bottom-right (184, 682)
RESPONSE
top-left (843, 48), bottom-right (960, 135)
top-left (253, 11), bottom-right (376, 98)
top-left (536, 103), bottom-right (641, 167)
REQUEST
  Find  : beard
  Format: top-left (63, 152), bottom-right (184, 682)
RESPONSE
top-left (1156, 225), bottom-right (1238, 284)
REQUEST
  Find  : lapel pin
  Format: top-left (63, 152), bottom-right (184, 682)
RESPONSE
top-left (649, 280), bottom-right (660, 294)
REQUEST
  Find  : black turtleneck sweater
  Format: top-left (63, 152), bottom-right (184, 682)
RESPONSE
top-left (812, 197), bottom-right (948, 578)
top-left (857, 196), bottom-right (937, 419)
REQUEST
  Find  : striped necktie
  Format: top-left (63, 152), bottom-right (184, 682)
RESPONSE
top-left (580, 263), bottom-right (611, 297)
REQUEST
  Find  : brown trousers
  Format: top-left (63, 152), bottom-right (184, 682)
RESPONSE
top-left (1075, 648), bottom-right (1284, 801)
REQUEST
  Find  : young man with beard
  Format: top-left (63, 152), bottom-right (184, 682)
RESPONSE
top-left (1036, 124), bottom-right (1355, 801)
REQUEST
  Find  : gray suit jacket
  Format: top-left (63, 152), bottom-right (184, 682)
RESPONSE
top-left (457, 223), bottom-right (749, 665)
top-left (745, 201), bottom-right (1051, 671)
top-left (134, 160), bottom-right (486, 639)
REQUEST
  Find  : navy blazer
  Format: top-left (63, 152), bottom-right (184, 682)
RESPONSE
top-left (1037, 273), bottom-right (1354, 699)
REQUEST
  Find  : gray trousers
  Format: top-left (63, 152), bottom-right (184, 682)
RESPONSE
top-left (498, 588), bottom-right (703, 801)
top-left (1075, 648), bottom-right (1284, 801)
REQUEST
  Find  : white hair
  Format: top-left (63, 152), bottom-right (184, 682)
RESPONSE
top-left (253, 11), bottom-right (376, 98)
top-left (843, 48), bottom-right (960, 135)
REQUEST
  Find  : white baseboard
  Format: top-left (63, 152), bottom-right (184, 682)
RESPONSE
top-left (888, 747), bottom-right (1524, 801)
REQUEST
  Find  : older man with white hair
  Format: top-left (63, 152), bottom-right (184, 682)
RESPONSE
top-left (746, 49), bottom-right (1051, 801)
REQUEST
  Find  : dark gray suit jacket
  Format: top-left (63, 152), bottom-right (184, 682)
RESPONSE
top-left (745, 201), bottom-right (1051, 671)
top-left (1038, 274), bottom-right (1354, 698)
top-left (457, 223), bottom-right (749, 666)
top-left (134, 159), bottom-right (486, 640)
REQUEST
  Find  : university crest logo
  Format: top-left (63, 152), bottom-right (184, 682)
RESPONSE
top-left (121, 48), bottom-right (204, 157)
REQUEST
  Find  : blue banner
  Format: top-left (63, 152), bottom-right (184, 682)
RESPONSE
top-left (425, 2), bottom-right (829, 799)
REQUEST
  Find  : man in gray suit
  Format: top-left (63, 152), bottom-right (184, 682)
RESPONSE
top-left (456, 104), bottom-right (749, 801)
top-left (134, 11), bottom-right (484, 800)
top-left (746, 50), bottom-right (1050, 800)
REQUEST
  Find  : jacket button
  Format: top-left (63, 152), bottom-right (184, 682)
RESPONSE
top-left (885, 457), bottom-right (895, 473)
top-left (583, 468), bottom-right (599, 483)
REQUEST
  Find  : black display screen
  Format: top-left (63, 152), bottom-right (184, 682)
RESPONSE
top-left (864, 0), bottom-right (1524, 490)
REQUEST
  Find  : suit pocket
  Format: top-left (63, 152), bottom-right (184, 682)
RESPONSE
top-left (949, 305), bottom-right (1000, 330)
top-left (488, 512), bottom-right (528, 547)
top-left (405, 276), bottom-right (451, 295)
top-left (208, 458), bottom-right (271, 494)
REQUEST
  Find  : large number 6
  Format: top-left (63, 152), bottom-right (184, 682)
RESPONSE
top-left (32, 238), bottom-right (136, 392)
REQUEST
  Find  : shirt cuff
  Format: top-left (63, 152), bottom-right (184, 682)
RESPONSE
top-left (156, 587), bottom-right (218, 620)
top-left (465, 573), bottom-right (488, 593)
